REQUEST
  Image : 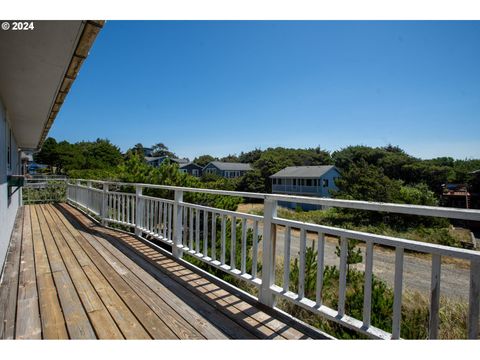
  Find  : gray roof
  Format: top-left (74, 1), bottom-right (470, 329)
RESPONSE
top-left (206, 161), bottom-right (252, 171)
top-left (145, 156), bottom-right (163, 162)
top-left (270, 165), bottom-right (337, 178)
top-left (172, 158), bottom-right (189, 164)
top-left (145, 156), bottom-right (188, 164)
top-left (180, 162), bottom-right (203, 169)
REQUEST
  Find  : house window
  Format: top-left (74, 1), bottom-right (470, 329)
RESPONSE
top-left (273, 178), bottom-right (276, 185)
top-left (323, 179), bottom-right (329, 187)
top-left (306, 179), bottom-right (312, 186)
top-left (278, 179), bottom-right (282, 185)
top-left (192, 169), bottom-right (199, 176)
top-left (293, 179), bottom-right (296, 186)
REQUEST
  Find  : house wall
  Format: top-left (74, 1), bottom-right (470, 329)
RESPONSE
top-left (319, 168), bottom-right (340, 197)
top-left (180, 164), bottom-right (202, 177)
top-left (203, 163), bottom-right (221, 177)
top-left (203, 164), bottom-right (249, 178)
top-left (0, 99), bottom-right (21, 272)
top-left (272, 168), bottom-right (340, 211)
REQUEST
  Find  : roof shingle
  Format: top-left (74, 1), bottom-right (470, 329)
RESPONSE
top-left (270, 165), bottom-right (337, 178)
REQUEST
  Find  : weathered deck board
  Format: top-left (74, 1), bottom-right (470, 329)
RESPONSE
top-left (73, 227), bottom-right (253, 339)
top-left (0, 208), bottom-right (24, 339)
top-left (48, 206), bottom-right (179, 339)
top-left (16, 206), bottom-right (41, 339)
top-left (42, 205), bottom-right (150, 339)
top-left (35, 205), bottom-right (97, 339)
top-left (30, 206), bottom-right (68, 339)
top-left (39, 205), bottom-right (124, 339)
top-left (0, 203), bottom-right (323, 340)
top-left (46, 204), bottom-right (204, 340)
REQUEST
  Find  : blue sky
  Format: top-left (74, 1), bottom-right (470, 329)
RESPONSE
top-left (50, 21), bottom-right (480, 160)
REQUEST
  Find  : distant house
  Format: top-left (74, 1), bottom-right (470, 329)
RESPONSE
top-left (203, 161), bottom-right (252, 178)
top-left (270, 165), bottom-right (340, 210)
top-left (142, 147), bottom-right (154, 157)
top-left (145, 156), bottom-right (189, 168)
top-left (441, 183), bottom-right (471, 209)
top-left (179, 163), bottom-right (203, 177)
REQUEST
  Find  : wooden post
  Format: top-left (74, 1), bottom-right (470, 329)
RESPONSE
top-left (259, 197), bottom-right (277, 308)
top-left (101, 183), bottom-right (109, 226)
top-left (134, 185), bottom-right (143, 236)
top-left (172, 189), bottom-right (183, 259)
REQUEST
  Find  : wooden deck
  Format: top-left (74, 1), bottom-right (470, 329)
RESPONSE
top-left (0, 203), bottom-right (325, 339)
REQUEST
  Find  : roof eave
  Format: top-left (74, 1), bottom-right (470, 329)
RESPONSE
top-left (37, 20), bottom-right (104, 149)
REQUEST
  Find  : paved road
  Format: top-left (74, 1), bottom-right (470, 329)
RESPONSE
top-left (255, 224), bottom-right (471, 302)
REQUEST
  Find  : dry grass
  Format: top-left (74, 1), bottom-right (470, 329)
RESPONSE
top-left (236, 203), bottom-right (264, 214)
top-left (401, 291), bottom-right (469, 339)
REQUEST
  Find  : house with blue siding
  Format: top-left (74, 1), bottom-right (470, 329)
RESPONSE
top-left (179, 162), bottom-right (203, 177)
top-left (203, 161), bottom-right (252, 178)
top-left (270, 165), bottom-right (340, 210)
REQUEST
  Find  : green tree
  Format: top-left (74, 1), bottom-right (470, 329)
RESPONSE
top-left (220, 154), bottom-right (240, 162)
top-left (193, 154), bottom-right (216, 167)
top-left (334, 238), bottom-right (362, 276)
top-left (334, 159), bottom-right (402, 203)
top-left (238, 148), bottom-right (263, 164)
top-left (34, 137), bottom-right (60, 171)
top-left (151, 142), bottom-right (176, 158)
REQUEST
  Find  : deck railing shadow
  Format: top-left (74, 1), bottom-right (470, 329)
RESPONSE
top-left (54, 203), bottom-right (320, 339)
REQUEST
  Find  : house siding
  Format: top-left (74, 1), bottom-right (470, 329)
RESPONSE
top-left (203, 163), bottom-right (221, 177)
top-left (0, 99), bottom-right (21, 272)
top-left (272, 168), bottom-right (340, 210)
top-left (180, 163), bottom-right (203, 177)
top-left (202, 163), bottom-right (250, 178)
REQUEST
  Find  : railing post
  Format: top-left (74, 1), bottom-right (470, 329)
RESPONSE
top-left (75, 180), bottom-right (81, 206)
top-left (101, 183), bottom-right (109, 226)
top-left (172, 189), bottom-right (184, 259)
top-left (259, 196), bottom-right (277, 307)
top-left (86, 180), bottom-right (93, 211)
top-left (134, 185), bottom-right (143, 236)
top-left (468, 260), bottom-right (480, 339)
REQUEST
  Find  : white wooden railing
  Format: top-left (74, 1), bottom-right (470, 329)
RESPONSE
top-left (66, 179), bottom-right (480, 340)
top-left (22, 175), bottom-right (68, 204)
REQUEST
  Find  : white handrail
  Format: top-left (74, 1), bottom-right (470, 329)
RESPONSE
top-left (71, 178), bottom-right (480, 221)
top-left (65, 178), bottom-right (480, 340)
